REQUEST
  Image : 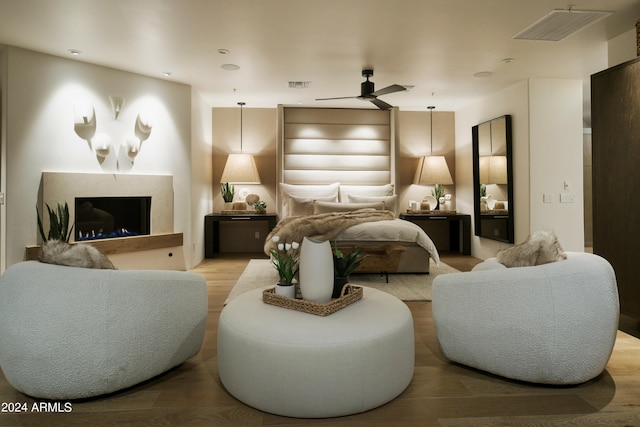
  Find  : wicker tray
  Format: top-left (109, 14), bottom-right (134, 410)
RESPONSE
top-left (262, 284), bottom-right (363, 316)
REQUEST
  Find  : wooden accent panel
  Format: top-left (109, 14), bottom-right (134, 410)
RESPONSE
top-left (25, 233), bottom-right (183, 260)
top-left (592, 57), bottom-right (640, 332)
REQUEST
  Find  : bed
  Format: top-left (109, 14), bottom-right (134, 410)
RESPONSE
top-left (269, 107), bottom-right (440, 274)
top-left (264, 182), bottom-right (438, 274)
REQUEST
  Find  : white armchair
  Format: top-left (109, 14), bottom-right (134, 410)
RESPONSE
top-left (432, 252), bottom-right (619, 385)
top-left (0, 261), bottom-right (207, 399)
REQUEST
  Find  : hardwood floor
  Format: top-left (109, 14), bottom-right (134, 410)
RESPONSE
top-left (2, 253), bottom-right (640, 426)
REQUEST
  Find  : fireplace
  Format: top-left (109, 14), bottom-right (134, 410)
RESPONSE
top-left (75, 196), bottom-right (151, 241)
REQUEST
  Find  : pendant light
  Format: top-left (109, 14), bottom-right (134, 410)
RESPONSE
top-left (413, 106), bottom-right (453, 186)
top-left (220, 102), bottom-right (261, 184)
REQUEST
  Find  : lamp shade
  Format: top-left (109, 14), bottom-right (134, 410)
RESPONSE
top-left (220, 153), bottom-right (261, 184)
top-left (413, 156), bottom-right (453, 185)
top-left (479, 155), bottom-right (507, 184)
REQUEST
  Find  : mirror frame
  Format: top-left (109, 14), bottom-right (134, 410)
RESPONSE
top-left (472, 115), bottom-right (514, 243)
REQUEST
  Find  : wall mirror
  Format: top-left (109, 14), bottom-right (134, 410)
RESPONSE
top-left (472, 115), bottom-right (514, 243)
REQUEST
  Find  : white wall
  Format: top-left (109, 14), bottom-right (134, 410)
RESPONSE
top-left (528, 79), bottom-right (584, 251)
top-left (608, 28), bottom-right (638, 67)
top-left (2, 46), bottom-right (198, 269)
top-left (455, 81), bottom-right (530, 260)
top-left (456, 78), bottom-right (585, 259)
top-left (191, 89), bottom-right (213, 266)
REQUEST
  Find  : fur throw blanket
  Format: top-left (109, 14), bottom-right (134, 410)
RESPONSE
top-left (264, 209), bottom-right (395, 255)
top-left (496, 230), bottom-right (567, 267)
top-left (39, 240), bottom-right (117, 269)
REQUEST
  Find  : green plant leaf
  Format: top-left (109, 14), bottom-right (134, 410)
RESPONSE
top-left (37, 202), bottom-right (74, 243)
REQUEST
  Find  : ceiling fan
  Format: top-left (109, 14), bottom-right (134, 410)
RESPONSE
top-left (316, 69), bottom-right (410, 110)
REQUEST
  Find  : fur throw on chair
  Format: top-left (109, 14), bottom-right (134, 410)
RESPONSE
top-left (496, 230), bottom-right (566, 267)
top-left (39, 240), bottom-right (116, 269)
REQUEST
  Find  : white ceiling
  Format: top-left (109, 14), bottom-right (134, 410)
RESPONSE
top-left (0, 0), bottom-right (639, 112)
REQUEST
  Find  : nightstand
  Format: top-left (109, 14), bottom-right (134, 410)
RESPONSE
top-left (204, 213), bottom-right (278, 257)
top-left (399, 213), bottom-right (471, 255)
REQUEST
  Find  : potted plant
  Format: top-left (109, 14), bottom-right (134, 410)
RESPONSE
top-left (332, 242), bottom-right (366, 298)
top-left (253, 200), bottom-right (267, 214)
top-left (269, 235), bottom-right (300, 298)
top-left (221, 182), bottom-right (235, 210)
top-left (432, 184), bottom-right (445, 209)
top-left (36, 201), bottom-right (74, 243)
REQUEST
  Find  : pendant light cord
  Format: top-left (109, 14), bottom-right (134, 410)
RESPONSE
top-left (238, 101), bottom-right (246, 153)
top-left (428, 106), bottom-right (435, 154)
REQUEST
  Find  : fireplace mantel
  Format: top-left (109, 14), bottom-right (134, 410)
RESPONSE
top-left (34, 172), bottom-right (184, 270)
top-left (25, 232), bottom-right (183, 260)
top-left (40, 172), bottom-right (174, 242)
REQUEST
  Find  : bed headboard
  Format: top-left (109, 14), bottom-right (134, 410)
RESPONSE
top-left (277, 107), bottom-right (397, 217)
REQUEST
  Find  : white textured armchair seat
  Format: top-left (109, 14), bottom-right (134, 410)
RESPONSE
top-left (0, 261), bottom-right (207, 400)
top-left (432, 252), bottom-right (619, 385)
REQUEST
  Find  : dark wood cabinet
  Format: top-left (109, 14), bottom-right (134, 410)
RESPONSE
top-left (592, 56), bottom-right (640, 337)
top-left (399, 213), bottom-right (471, 255)
top-left (204, 214), bottom-right (278, 257)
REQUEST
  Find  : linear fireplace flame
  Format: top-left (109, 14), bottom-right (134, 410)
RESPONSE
top-left (75, 196), bottom-right (151, 241)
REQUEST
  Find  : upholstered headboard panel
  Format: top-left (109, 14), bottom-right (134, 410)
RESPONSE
top-left (278, 107), bottom-right (396, 217)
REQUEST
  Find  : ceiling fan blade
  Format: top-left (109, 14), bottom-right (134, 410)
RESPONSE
top-left (315, 96), bottom-right (358, 101)
top-left (371, 84), bottom-right (407, 97)
top-left (370, 98), bottom-right (393, 110)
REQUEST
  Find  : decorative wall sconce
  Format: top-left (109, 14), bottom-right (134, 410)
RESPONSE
top-left (73, 103), bottom-right (96, 142)
top-left (135, 112), bottom-right (153, 142)
top-left (109, 96), bottom-right (125, 120)
top-left (72, 95), bottom-right (154, 169)
top-left (73, 103), bottom-right (95, 126)
top-left (125, 136), bottom-right (141, 159)
top-left (220, 102), bottom-right (261, 185)
top-left (92, 133), bottom-right (112, 158)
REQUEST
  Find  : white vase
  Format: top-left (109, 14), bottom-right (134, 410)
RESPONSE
top-left (275, 283), bottom-right (296, 298)
top-left (299, 237), bottom-right (333, 303)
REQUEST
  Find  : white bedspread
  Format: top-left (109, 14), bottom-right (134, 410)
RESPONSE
top-left (335, 219), bottom-right (440, 265)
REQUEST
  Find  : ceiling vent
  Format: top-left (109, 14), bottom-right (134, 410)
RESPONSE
top-left (288, 81), bottom-right (311, 89)
top-left (513, 9), bottom-right (611, 41)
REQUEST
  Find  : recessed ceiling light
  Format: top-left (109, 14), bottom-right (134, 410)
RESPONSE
top-left (221, 64), bottom-right (240, 71)
top-left (218, 48), bottom-right (230, 54)
top-left (161, 71), bottom-right (173, 77)
top-left (502, 58), bottom-right (515, 63)
top-left (68, 49), bottom-right (82, 56)
top-left (474, 71), bottom-right (493, 78)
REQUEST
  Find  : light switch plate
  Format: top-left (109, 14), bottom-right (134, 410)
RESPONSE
top-left (543, 193), bottom-right (553, 203)
top-left (560, 193), bottom-right (576, 203)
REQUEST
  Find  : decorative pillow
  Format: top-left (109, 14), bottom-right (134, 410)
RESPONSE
top-left (339, 184), bottom-right (394, 202)
top-left (289, 195), bottom-right (337, 217)
top-left (348, 194), bottom-right (398, 213)
top-left (312, 201), bottom-right (385, 215)
top-left (496, 230), bottom-right (567, 267)
top-left (280, 182), bottom-right (339, 217)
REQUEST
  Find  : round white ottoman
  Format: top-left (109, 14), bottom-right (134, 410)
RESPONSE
top-left (217, 287), bottom-right (414, 418)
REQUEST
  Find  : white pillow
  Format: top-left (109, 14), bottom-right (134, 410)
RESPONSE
top-left (339, 184), bottom-right (394, 202)
top-left (280, 182), bottom-right (339, 217)
top-left (289, 195), bottom-right (337, 217)
top-left (312, 201), bottom-right (385, 215)
top-left (348, 194), bottom-right (398, 213)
